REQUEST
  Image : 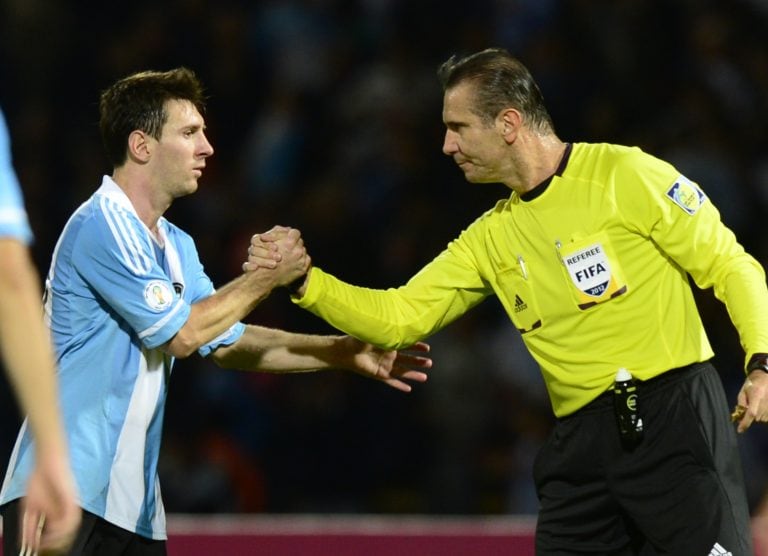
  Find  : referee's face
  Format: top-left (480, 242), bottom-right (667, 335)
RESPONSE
top-left (442, 83), bottom-right (508, 185)
top-left (151, 99), bottom-right (214, 200)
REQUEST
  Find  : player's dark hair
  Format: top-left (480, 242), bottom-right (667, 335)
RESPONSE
top-left (99, 67), bottom-right (207, 167)
top-left (437, 48), bottom-right (554, 133)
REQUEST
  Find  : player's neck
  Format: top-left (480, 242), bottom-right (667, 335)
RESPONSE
top-left (110, 168), bottom-right (169, 237)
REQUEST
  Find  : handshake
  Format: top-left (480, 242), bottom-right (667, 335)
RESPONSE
top-left (242, 225), bottom-right (311, 294)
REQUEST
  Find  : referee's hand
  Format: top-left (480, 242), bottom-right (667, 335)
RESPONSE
top-left (734, 370), bottom-right (768, 433)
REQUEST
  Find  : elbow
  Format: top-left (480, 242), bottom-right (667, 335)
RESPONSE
top-left (164, 343), bottom-right (196, 359)
top-left (163, 330), bottom-right (201, 359)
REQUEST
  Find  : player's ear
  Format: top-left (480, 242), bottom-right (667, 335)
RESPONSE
top-left (127, 130), bottom-right (152, 163)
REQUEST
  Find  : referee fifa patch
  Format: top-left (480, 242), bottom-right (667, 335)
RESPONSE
top-left (666, 175), bottom-right (706, 215)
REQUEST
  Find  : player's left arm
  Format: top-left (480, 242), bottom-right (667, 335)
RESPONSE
top-left (0, 238), bottom-right (81, 553)
top-left (208, 326), bottom-right (431, 393)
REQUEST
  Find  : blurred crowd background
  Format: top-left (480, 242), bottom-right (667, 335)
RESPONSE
top-left (1, 0), bottom-right (768, 517)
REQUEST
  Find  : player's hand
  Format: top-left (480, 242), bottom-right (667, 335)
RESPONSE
top-left (243, 226), bottom-right (300, 271)
top-left (20, 450), bottom-right (81, 555)
top-left (733, 370), bottom-right (768, 433)
top-left (342, 338), bottom-right (431, 392)
top-left (242, 226), bottom-right (310, 287)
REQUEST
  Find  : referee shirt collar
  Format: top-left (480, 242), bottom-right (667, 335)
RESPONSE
top-left (520, 142), bottom-right (572, 202)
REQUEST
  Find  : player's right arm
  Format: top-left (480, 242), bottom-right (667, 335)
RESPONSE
top-left (75, 203), bottom-right (310, 359)
top-left (164, 240), bottom-right (307, 358)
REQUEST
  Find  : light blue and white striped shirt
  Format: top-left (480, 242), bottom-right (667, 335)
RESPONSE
top-left (0, 176), bottom-right (244, 539)
top-left (0, 108), bottom-right (32, 243)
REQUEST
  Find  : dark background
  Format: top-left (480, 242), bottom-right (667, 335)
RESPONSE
top-left (1, 0), bottom-right (767, 516)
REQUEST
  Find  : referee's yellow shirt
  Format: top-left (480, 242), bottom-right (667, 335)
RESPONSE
top-left (295, 143), bottom-right (768, 416)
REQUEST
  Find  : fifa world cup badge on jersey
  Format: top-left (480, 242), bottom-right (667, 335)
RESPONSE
top-left (666, 174), bottom-right (706, 215)
top-left (144, 280), bottom-right (174, 312)
top-left (560, 234), bottom-right (628, 310)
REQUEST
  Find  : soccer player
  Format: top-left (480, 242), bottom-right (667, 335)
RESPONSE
top-left (250, 48), bottom-right (768, 554)
top-left (0, 108), bottom-right (81, 553)
top-left (0, 69), bottom-right (430, 555)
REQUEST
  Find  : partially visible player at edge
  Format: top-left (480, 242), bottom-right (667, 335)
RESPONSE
top-left (0, 68), bottom-right (430, 555)
top-left (250, 48), bottom-right (768, 555)
top-left (0, 107), bottom-right (81, 553)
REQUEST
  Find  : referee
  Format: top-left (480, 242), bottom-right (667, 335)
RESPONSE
top-left (250, 48), bottom-right (767, 554)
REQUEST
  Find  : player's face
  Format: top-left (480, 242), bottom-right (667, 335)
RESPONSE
top-left (152, 99), bottom-right (213, 198)
top-left (442, 83), bottom-right (507, 184)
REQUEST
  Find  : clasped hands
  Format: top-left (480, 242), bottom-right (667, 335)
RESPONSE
top-left (241, 225), bottom-right (431, 392)
top-left (242, 225), bottom-right (310, 290)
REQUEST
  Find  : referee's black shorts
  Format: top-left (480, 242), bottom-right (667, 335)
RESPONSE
top-left (1, 499), bottom-right (166, 556)
top-left (534, 361), bottom-right (753, 556)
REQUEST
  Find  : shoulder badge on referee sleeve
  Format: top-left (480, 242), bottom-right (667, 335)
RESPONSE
top-left (665, 174), bottom-right (707, 215)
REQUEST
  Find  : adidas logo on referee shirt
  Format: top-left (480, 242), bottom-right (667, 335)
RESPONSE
top-left (709, 542), bottom-right (732, 556)
top-left (514, 294), bottom-right (527, 313)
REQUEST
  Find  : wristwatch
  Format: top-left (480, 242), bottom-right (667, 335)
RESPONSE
top-left (746, 353), bottom-right (768, 374)
top-left (286, 272), bottom-right (308, 296)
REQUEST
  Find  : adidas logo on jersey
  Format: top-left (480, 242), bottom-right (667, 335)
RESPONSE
top-left (709, 542), bottom-right (732, 556)
top-left (514, 294), bottom-right (527, 313)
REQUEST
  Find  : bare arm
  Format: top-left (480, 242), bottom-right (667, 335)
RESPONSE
top-left (233, 226), bottom-right (431, 390)
top-left (210, 326), bottom-right (431, 393)
top-left (0, 239), bottom-right (80, 553)
top-left (162, 227), bottom-right (309, 358)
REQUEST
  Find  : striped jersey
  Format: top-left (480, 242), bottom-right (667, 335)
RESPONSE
top-left (295, 143), bottom-right (768, 417)
top-left (0, 176), bottom-right (244, 539)
top-left (0, 109), bottom-right (32, 243)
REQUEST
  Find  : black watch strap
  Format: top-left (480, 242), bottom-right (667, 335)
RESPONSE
top-left (746, 353), bottom-right (768, 373)
top-left (286, 272), bottom-right (308, 296)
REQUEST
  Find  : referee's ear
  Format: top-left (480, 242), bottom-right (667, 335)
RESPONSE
top-left (497, 108), bottom-right (522, 143)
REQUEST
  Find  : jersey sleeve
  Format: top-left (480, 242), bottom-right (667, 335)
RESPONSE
top-left (173, 233), bottom-right (245, 357)
top-left (295, 227), bottom-right (492, 350)
top-left (0, 109), bottom-right (33, 244)
top-left (72, 200), bottom-right (191, 349)
top-left (615, 149), bottom-right (768, 361)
